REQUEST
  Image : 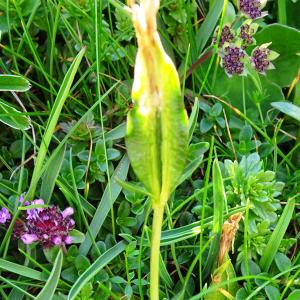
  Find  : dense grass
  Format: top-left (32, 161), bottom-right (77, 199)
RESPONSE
top-left (0, 0), bottom-right (299, 299)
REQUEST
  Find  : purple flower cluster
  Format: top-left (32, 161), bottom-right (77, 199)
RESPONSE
top-left (213, 25), bottom-right (234, 47)
top-left (251, 47), bottom-right (270, 73)
top-left (0, 208), bottom-right (11, 224)
top-left (239, 24), bottom-right (254, 48)
top-left (238, 0), bottom-right (262, 19)
top-left (223, 46), bottom-right (245, 75)
top-left (0, 199), bottom-right (75, 248)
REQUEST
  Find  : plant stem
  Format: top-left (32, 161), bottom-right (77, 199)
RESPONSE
top-left (150, 205), bottom-right (165, 300)
top-left (278, 0), bottom-right (287, 25)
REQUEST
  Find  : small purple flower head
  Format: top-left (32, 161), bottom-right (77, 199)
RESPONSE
top-left (19, 193), bottom-right (30, 206)
top-left (62, 207), bottom-right (74, 219)
top-left (251, 44), bottom-right (279, 74)
top-left (239, 24), bottom-right (254, 48)
top-left (238, 0), bottom-right (266, 19)
top-left (213, 25), bottom-right (234, 47)
top-left (0, 208), bottom-right (11, 224)
top-left (22, 205), bottom-right (75, 248)
top-left (26, 199), bottom-right (45, 220)
top-left (64, 236), bottom-right (73, 245)
top-left (222, 46), bottom-right (246, 76)
top-left (21, 233), bottom-right (38, 244)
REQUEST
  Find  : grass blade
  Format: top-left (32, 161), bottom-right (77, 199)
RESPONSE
top-left (79, 154), bottom-right (130, 255)
top-left (40, 144), bottom-right (66, 203)
top-left (188, 98), bottom-right (200, 143)
top-left (0, 75), bottom-right (31, 91)
top-left (259, 198), bottom-right (295, 272)
top-left (0, 259), bottom-right (46, 281)
top-left (27, 47), bottom-right (86, 199)
top-left (0, 99), bottom-right (30, 130)
top-left (196, 0), bottom-right (224, 56)
top-left (68, 241), bottom-right (127, 300)
top-left (202, 159), bottom-right (225, 279)
top-left (272, 101), bottom-right (300, 122)
top-left (35, 249), bottom-right (63, 300)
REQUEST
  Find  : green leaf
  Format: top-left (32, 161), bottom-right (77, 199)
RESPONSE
top-left (178, 142), bottom-right (209, 185)
top-left (27, 47), bottom-right (86, 200)
top-left (204, 65), bottom-right (284, 113)
top-left (205, 259), bottom-right (238, 300)
top-left (105, 122), bottom-right (126, 141)
top-left (159, 254), bottom-right (173, 288)
top-left (200, 117), bottom-right (213, 133)
top-left (274, 252), bottom-right (292, 272)
top-left (188, 98), bottom-right (200, 143)
top-left (196, 0), bottom-right (224, 55)
top-left (115, 178), bottom-right (151, 197)
top-left (126, 12), bottom-right (189, 204)
top-left (79, 155), bottom-right (130, 255)
top-left (254, 24), bottom-right (300, 87)
top-left (271, 101), bottom-right (300, 122)
top-left (259, 199), bottom-right (295, 271)
top-left (202, 159), bottom-right (225, 279)
top-left (69, 229), bottom-right (85, 244)
top-left (0, 75), bottom-right (31, 91)
top-left (40, 144), bottom-right (66, 203)
top-left (68, 241), bottom-right (127, 300)
top-left (265, 286), bottom-right (280, 300)
top-left (0, 259), bottom-right (46, 281)
top-left (35, 249), bottom-right (63, 300)
top-left (0, 99), bottom-right (30, 130)
top-left (287, 290), bottom-right (300, 300)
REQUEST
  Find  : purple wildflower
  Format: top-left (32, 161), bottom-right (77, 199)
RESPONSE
top-left (251, 47), bottom-right (271, 73)
top-left (0, 208), bottom-right (11, 224)
top-left (26, 199), bottom-right (45, 220)
top-left (239, 24), bottom-right (254, 48)
top-left (222, 46), bottom-right (245, 76)
top-left (21, 205), bottom-right (75, 248)
top-left (21, 233), bottom-right (39, 244)
top-left (213, 25), bottom-right (234, 47)
top-left (238, 0), bottom-right (262, 19)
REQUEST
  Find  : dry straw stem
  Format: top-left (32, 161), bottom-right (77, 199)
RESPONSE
top-left (218, 213), bottom-right (243, 267)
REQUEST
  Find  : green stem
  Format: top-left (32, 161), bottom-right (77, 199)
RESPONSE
top-left (278, 0), bottom-right (287, 25)
top-left (150, 205), bottom-right (165, 300)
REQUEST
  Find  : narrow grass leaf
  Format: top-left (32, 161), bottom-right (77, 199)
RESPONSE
top-left (196, 0), bottom-right (224, 55)
top-left (0, 99), bottom-right (30, 130)
top-left (68, 241), bottom-right (127, 300)
top-left (0, 276), bottom-right (34, 299)
top-left (27, 47), bottom-right (86, 199)
top-left (40, 144), bottom-right (66, 203)
top-left (272, 101), bottom-right (300, 122)
top-left (0, 259), bottom-right (46, 281)
top-left (259, 198), bottom-right (295, 271)
top-left (0, 75), bottom-right (31, 91)
top-left (159, 255), bottom-right (173, 288)
top-left (115, 178), bottom-right (151, 197)
top-left (105, 122), bottom-right (126, 141)
top-left (35, 249), bottom-right (63, 300)
top-left (79, 154), bottom-right (130, 255)
top-left (188, 98), bottom-right (200, 143)
top-left (178, 142), bottom-right (209, 185)
top-left (202, 159), bottom-right (225, 279)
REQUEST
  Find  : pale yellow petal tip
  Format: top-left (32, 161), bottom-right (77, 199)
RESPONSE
top-left (130, 0), bottom-right (160, 45)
